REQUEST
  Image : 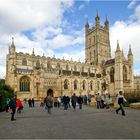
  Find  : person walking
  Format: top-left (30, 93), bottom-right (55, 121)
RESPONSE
top-left (9, 96), bottom-right (17, 121)
top-left (5, 98), bottom-right (10, 112)
top-left (45, 95), bottom-right (53, 114)
top-left (71, 93), bottom-right (77, 110)
top-left (96, 93), bottom-right (102, 109)
top-left (63, 95), bottom-right (68, 110)
top-left (28, 98), bottom-right (32, 107)
top-left (16, 98), bottom-right (23, 113)
top-left (116, 91), bottom-right (127, 116)
top-left (78, 95), bottom-right (83, 109)
top-left (32, 98), bottom-right (35, 107)
top-left (57, 96), bottom-right (61, 108)
top-left (83, 95), bottom-right (87, 105)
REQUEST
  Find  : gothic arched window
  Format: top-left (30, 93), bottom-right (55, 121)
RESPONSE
top-left (47, 61), bottom-right (51, 70)
top-left (90, 81), bottom-right (93, 90)
top-left (82, 66), bottom-right (84, 72)
top-left (90, 52), bottom-right (91, 60)
top-left (36, 60), bottom-right (40, 69)
top-left (110, 67), bottom-right (115, 83)
top-left (82, 80), bottom-right (86, 90)
top-left (20, 76), bottom-right (30, 91)
top-left (97, 81), bottom-right (100, 90)
top-left (74, 65), bottom-right (77, 71)
top-left (64, 79), bottom-right (69, 90)
top-left (57, 63), bottom-right (60, 69)
top-left (22, 58), bottom-right (27, 66)
top-left (66, 64), bottom-right (69, 71)
top-left (123, 65), bottom-right (127, 81)
top-left (74, 80), bottom-right (78, 90)
top-left (88, 68), bottom-right (90, 73)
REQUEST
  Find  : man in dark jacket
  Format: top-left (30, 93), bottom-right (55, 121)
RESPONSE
top-left (78, 95), bottom-right (83, 109)
top-left (116, 91), bottom-right (127, 116)
top-left (71, 93), bottom-right (77, 110)
top-left (9, 96), bottom-right (17, 121)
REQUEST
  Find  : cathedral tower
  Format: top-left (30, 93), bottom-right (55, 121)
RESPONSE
top-left (85, 13), bottom-right (111, 66)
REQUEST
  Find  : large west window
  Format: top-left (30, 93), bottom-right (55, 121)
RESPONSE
top-left (20, 76), bottom-right (30, 91)
top-left (64, 79), bottom-right (69, 90)
top-left (74, 80), bottom-right (78, 90)
top-left (123, 65), bottom-right (127, 81)
top-left (110, 67), bottom-right (115, 83)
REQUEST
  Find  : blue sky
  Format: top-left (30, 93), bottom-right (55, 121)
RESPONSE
top-left (0, 0), bottom-right (140, 78)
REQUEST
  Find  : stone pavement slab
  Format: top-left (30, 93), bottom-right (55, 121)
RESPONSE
top-left (0, 103), bottom-right (140, 139)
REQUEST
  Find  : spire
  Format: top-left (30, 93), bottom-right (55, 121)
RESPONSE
top-left (122, 49), bottom-right (125, 60)
top-left (116, 40), bottom-right (120, 52)
top-left (95, 10), bottom-right (100, 20)
top-left (85, 18), bottom-right (89, 28)
top-left (128, 44), bottom-right (133, 55)
top-left (32, 48), bottom-right (35, 55)
top-left (105, 15), bottom-right (109, 24)
top-left (95, 10), bottom-right (100, 27)
top-left (104, 15), bottom-right (109, 30)
top-left (122, 49), bottom-right (124, 56)
top-left (11, 37), bottom-right (15, 48)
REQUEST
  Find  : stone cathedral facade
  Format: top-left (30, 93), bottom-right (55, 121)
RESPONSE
top-left (6, 14), bottom-right (134, 100)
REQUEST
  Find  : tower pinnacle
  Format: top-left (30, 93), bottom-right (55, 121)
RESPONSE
top-left (11, 37), bottom-right (15, 48)
top-left (85, 18), bottom-right (89, 28)
top-left (32, 48), bottom-right (35, 55)
top-left (116, 40), bottom-right (120, 52)
top-left (128, 44), bottom-right (133, 55)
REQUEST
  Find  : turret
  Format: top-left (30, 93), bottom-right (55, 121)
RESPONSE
top-left (128, 44), bottom-right (133, 65)
top-left (32, 48), bottom-right (35, 55)
top-left (104, 16), bottom-right (109, 30)
top-left (115, 40), bottom-right (123, 93)
top-left (122, 49), bottom-right (126, 60)
top-left (127, 44), bottom-right (134, 90)
top-left (9, 37), bottom-right (16, 54)
top-left (6, 37), bottom-right (16, 88)
top-left (95, 11), bottom-right (100, 27)
top-left (85, 18), bottom-right (89, 35)
top-left (115, 40), bottom-right (121, 52)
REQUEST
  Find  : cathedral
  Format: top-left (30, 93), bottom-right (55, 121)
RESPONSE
top-left (6, 14), bottom-right (134, 100)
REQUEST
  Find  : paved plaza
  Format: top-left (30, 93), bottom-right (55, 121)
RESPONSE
top-left (0, 103), bottom-right (140, 139)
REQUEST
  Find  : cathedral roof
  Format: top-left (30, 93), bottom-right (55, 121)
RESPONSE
top-left (104, 59), bottom-right (115, 65)
top-left (16, 68), bottom-right (33, 73)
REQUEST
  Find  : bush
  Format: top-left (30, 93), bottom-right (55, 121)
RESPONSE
top-left (124, 91), bottom-right (140, 104)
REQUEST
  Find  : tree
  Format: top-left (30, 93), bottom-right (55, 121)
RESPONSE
top-left (0, 79), bottom-right (15, 111)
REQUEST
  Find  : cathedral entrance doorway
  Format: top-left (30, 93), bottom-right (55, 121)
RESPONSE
top-left (47, 89), bottom-right (53, 97)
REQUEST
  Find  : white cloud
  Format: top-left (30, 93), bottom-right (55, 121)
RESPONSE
top-left (128, 0), bottom-right (137, 9)
top-left (0, 0), bottom-right (75, 78)
top-left (133, 4), bottom-right (140, 20)
top-left (32, 26), bottom-right (63, 40)
top-left (47, 34), bottom-right (73, 48)
top-left (47, 29), bottom-right (84, 49)
top-left (0, 0), bottom-right (74, 34)
top-left (56, 50), bottom-right (85, 62)
top-left (110, 3), bottom-right (140, 75)
top-left (78, 4), bottom-right (85, 10)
